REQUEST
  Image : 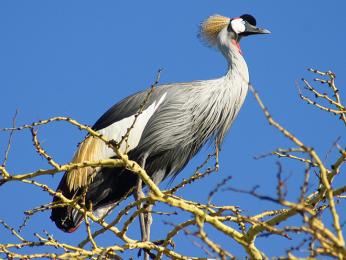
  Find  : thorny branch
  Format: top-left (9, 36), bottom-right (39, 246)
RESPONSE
top-left (0, 69), bottom-right (345, 259)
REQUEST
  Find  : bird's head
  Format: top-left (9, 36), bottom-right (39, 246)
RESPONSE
top-left (199, 14), bottom-right (270, 55)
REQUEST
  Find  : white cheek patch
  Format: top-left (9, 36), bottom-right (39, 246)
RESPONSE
top-left (231, 19), bottom-right (246, 34)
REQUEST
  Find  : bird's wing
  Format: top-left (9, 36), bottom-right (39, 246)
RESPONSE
top-left (129, 80), bottom-right (219, 180)
top-left (67, 87), bottom-right (169, 191)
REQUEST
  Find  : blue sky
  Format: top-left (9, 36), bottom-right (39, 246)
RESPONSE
top-left (1, 1), bottom-right (345, 258)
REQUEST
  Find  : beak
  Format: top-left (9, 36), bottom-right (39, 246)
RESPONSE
top-left (243, 23), bottom-right (271, 36)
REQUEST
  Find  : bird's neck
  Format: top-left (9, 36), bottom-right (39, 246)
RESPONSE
top-left (222, 44), bottom-right (249, 84)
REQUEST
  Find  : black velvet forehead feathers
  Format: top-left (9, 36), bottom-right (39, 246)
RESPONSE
top-left (240, 14), bottom-right (256, 26)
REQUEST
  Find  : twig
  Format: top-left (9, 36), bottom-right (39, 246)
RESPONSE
top-left (1, 110), bottom-right (18, 176)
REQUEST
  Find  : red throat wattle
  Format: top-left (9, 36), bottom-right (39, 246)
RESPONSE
top-left (231, 39), bottom-right (242, 55)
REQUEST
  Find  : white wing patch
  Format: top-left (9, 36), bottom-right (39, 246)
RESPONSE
top-left (231, 18), bottom-right (246, 34)
top-left (66, 93), bottom-right (167, 191)
top-left (97, 93), bottom-right (167, 159)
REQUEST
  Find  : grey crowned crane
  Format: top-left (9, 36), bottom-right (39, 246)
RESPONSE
top-left (51, 14), bottom-right (270, 233)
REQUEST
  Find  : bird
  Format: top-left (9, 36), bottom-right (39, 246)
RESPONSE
top-left (51, 13), bottom-right (270, 233)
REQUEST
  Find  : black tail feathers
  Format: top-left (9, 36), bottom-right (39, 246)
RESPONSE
top-left (51, 168), bottom-right (138, 232)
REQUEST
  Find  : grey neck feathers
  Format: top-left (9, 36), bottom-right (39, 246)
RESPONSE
top-left (216, 28), bottom-right (249, 85)
top-left (208, 30), bottom-right (250, 145)
top-left (223, 44), bottom-right (249, 85)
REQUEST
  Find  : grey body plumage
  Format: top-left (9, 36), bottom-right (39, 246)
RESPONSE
top-left (95, 65), bottom-right (248, 181)
top-left (51, 13), bottom-right (269, 232)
